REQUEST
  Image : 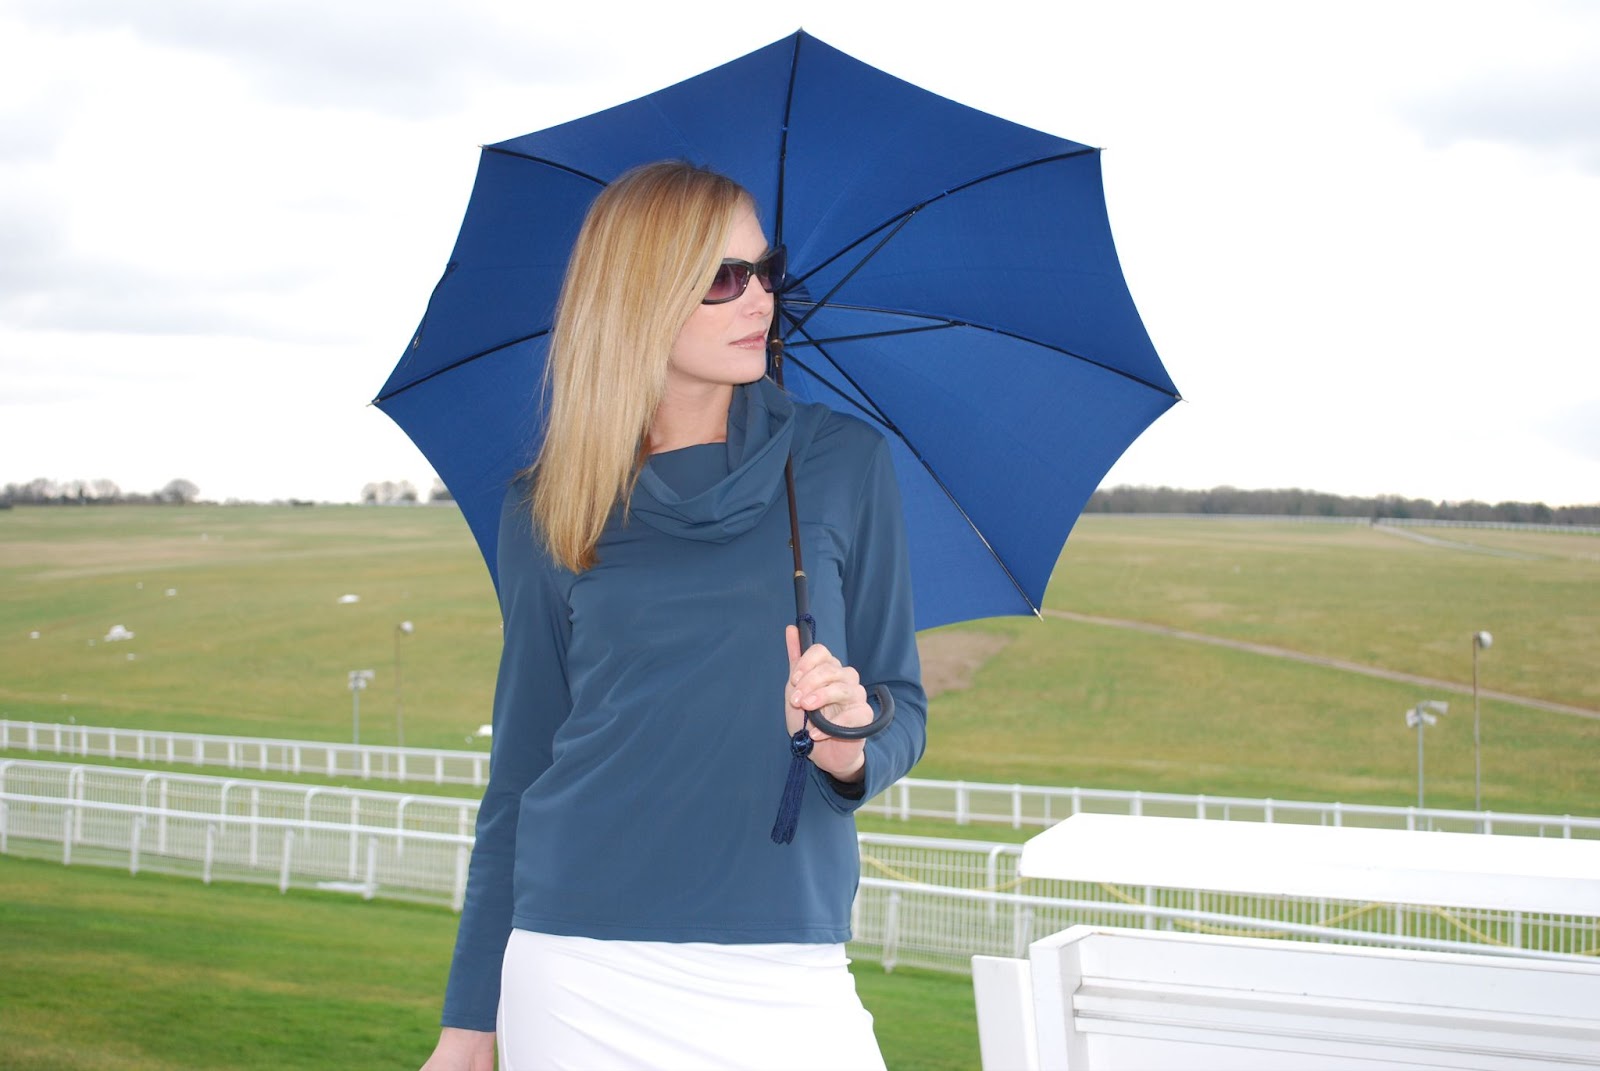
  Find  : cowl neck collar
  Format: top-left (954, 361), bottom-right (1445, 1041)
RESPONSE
top-left (630, 377), bottom-right (797, 543)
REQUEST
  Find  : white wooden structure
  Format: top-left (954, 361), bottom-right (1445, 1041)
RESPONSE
top-left (975, 814), bottom-right (1600, 1069)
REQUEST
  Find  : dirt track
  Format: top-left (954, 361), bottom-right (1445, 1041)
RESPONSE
top-left (1042, 609), bottom-right (1599, 721)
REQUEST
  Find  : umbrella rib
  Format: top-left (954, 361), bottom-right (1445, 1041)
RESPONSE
top-left (373, 329), bottom-right (551, 404)
top-left (782, 304), bottom-right (1181, 402)
top-left (790, 146), bottom-right (1101, 302)
top-left (785, 327), bottom-right (1044, 620)
top-left (772, 32), bottom-right (806, 246)
top-left (479, 146), bottom-right (609, 188)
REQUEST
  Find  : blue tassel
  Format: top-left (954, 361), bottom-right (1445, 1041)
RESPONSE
top-left (770, 729), bottom-right (813, 844)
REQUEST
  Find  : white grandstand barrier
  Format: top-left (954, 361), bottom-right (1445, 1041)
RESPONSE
top-left (7, 721), bottom-right (1597, 841)
top-left (979, 926), bottom-right (1600, 1071)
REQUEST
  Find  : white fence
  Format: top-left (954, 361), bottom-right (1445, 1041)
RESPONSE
top-left (0, 720), bottom-right (488, 786)
top-left (4, 759), bottom-right (1596, 975)
top-left (7, 720), bottom-right (1597, 840)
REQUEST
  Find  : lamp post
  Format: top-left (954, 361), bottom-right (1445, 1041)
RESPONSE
top-left (1472, 630), bottom-right (1493, 811)
top-left (1405, 700), bottom-right (1448, 809)
top-left (348, 669), bottom-right (375, 744)
top-left (395, 621), bottom-right (414, 748)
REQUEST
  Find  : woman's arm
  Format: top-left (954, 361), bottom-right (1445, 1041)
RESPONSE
top-left (419, 1026), bottom-right (495, 1071)
top-left (814, 433), bottom-right (927, 808)
top-left (440, 490), bottom-right (572, 1032)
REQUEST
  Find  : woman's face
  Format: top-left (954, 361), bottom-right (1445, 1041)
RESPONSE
top-left (665, 206), bottom-right (774, 397)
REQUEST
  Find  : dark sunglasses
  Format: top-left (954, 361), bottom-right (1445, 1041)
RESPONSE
top-left (702, 246), bottom-right (786, 304)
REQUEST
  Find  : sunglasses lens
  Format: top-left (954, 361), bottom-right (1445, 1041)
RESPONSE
top-left (704, 263), bottom-right (750, 303)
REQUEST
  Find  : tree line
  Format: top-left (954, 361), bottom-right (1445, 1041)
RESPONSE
top-left (1, 477), bottom-right (455, 507)
top-left (5, 476), bottom-right (1592, 525)
top-left (1085, 485), bottom-right (1600, 526)
top-left (2, 477), bottom-right (199, 506)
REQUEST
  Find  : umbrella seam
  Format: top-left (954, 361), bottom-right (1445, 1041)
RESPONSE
top-left (374, 329), bottom-right (551, 404)
top-left (781, 306), bottom-right (1181, 401)
top-left (789, 147), bottom-right (1100, 299)
top-left (784, 332), bottom-right (1043, 620)
top-left (479, 146), bottom-right (608, 188)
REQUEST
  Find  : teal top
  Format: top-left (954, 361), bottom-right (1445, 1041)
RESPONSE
top-left (441, 378), bottom-right (927, 1031)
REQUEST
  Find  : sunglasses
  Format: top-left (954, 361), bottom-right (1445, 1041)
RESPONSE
top-left (702, 246), bottom-right (786, 304)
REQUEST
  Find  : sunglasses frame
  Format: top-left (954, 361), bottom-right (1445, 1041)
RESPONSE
top-left (701, 246), bottom-right (786, 305)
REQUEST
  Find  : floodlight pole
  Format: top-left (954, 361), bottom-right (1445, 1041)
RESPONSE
top-left (348, 669), bottom-right (374, 745)
top-left (1472, 631), bottom-right (1493, 811)
top-left (1406, 700), bottom-right (1448, 809)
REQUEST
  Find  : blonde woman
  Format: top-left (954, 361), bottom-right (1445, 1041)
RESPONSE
top-left (420, 161), bottom-right (926, 1071)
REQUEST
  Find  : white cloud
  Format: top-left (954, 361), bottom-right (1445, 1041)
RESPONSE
top-left (3, 0), bottom-right (1598, 508)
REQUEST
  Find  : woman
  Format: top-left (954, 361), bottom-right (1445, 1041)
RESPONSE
top-left (421, 161), bottom-right (926, 1071)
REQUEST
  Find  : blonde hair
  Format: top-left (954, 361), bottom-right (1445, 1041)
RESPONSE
top-left (528, 161), bottom-right (753, 572)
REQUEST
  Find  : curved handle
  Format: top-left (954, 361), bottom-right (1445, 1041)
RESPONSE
top-left (805, 683), bottom-right (895, 741)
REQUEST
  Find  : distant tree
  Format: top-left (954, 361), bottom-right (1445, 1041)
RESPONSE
top-left (160, 478), bottom-right (200, 504)
top-left (429, 478), bottom-right (454, 503)
top-left (361, 480), bottom-right (420, 505)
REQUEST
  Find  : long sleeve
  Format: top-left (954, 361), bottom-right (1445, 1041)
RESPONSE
top-left (441, 489), bottom-right (572, 1031)
top-left (814, 433), bottom-right (927, 810)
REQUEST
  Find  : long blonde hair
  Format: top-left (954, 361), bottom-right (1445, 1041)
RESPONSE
top-left (529, 161), bottom-right (754, 572)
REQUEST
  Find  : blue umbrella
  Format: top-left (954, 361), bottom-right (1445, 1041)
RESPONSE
top-left (375, 30), bottom-right (1178, 632)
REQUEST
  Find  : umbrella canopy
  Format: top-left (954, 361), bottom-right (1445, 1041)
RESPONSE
top-left (376, 30), bottom-right (1179, 632)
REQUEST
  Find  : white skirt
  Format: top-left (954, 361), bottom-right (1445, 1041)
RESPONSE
top-left (497, 929), bottom-right (886, 1071)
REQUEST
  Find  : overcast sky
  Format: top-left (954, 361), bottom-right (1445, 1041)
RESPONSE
top-left (2, 0), bottom-right (1597, 506)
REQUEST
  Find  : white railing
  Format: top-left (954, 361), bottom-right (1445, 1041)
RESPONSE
top-left (7, 721), bottom-right (1597, 841)
top-left (850, 832), bottom-right (1600, 973)
top-left (864, 778), bottom-right (1600, 839)
top-left (1, 720), bottom-right (488, 786)
top-left (5, 763), bottom-right (1595, 974)
top-left (0, 791), bottom-right (473, 908)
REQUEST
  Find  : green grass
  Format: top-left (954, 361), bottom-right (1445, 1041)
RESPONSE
top-left (0, 854), bottom-right (976, 1071)
top-left (4, 506), bottom-right (1596, 815)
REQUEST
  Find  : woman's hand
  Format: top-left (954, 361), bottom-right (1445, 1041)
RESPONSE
top-left (784, 625), bottom-right (870, 783)
top-left (420, 1027), bottom-right (496, 1071)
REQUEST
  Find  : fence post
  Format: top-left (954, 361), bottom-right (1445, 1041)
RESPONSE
top-left (1013, 904), bottom-right (1034, 958)
top-left (203, 823), bottom-right (217, 884)
top-left (986, 845), bottom-right (1004, 923)
top-left (348, 798), bottom-right (360, 879)
top-left (130, 815), bottom-right (145, 875)
top-left (70, 765), bottom-right (86, 843)
top-left (280, 829), bottom-right (295, 894)
top-left (248, 787), bottom-right (261, 867)
top-left (882, 891), bottom-right (901, 973)
top-left (1011, 785), bottom-right (1022, 830)
top-left (452, 842), bottom-right (469, 912)
top-left (62, 808), bottom-right (74, 865)
top-left (956, 783), bottom-right (969, 826)
top-left (364, 836), bottom-right (378, 901)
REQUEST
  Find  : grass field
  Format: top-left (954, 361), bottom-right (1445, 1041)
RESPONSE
top-left (0, 854), bottom-right (977, 1071)
top-left (3, 504), bottom-right (1598, 1069)
top-left (4, 505), bottom-right (1594, 813)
